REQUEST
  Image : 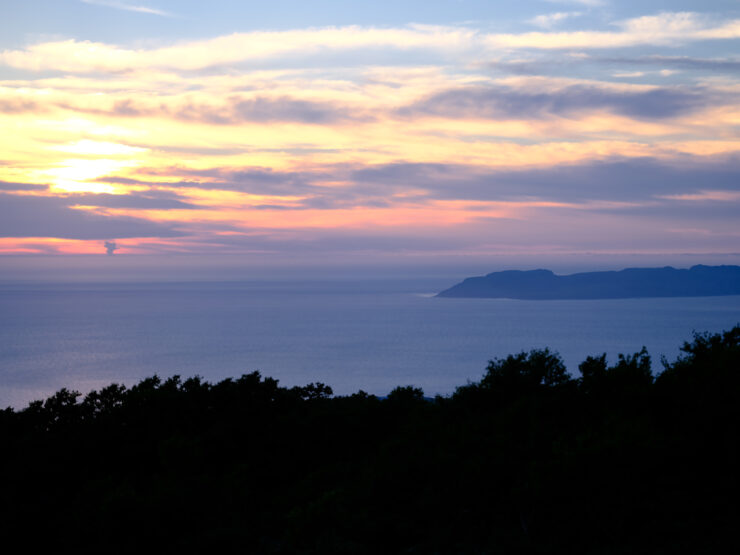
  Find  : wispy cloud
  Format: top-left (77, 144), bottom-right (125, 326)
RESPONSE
top-left (597, 55), bottom-right (740, 73)
top-left (0, 180), bottom-right (48, 192)
top-left (0, 25), bottom-right (474, 73)
top-left (487, 12), bottom-right (740, 50)
top-left (0, 193), bottom-right (184, 239)
top-left (529, 12), bottom-right (582, 29)
top-left (398, 84), bottom-right (715, 121)
top-left (544, 0), bottom-right (606, 6)
top-left (80, 0), bottom-right (173, 18)
top-left (176, 96), bottom-right (368, 125)
top-left (4, 13), bottom-right (740, 74)
top-left (0, 98), bottom-right (44, 114)
top-left (612, 71), bottom-right (645, 78)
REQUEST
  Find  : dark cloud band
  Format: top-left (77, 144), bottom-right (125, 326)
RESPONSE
top-left (0, 193), bottom-right (185, 239)
top-left (398, 84), bottom-right (715, 121)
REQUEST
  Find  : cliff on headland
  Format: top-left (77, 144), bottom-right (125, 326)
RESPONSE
top-left (437, 264), bottom-right (740, 299)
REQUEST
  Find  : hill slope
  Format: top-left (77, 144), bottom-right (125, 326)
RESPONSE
top-left (437, 265), bottom-right (740, 299)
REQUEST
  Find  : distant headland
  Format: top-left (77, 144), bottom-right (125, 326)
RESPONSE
top-left (437, 265), bottom-right (740, 300)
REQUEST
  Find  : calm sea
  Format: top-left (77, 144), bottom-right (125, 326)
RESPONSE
top-left (1, 279), bottom-right (739, 408)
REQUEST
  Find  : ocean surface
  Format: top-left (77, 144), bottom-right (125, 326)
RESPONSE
top-left (1, 279), bottom-right (739, 408)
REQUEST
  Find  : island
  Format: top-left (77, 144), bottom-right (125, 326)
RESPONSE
top-left (436, 264), bottom-right (740, 299)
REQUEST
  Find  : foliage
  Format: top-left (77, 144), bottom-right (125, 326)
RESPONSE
top-left (481, 348), bottom-right (571, 391)
top-left (0, 326), bottom-right (738, 553)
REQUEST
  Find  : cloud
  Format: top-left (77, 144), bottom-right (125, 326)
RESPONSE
top-left (529, 12), bottom-right (583, 29)
top-left (0, 98), bottom-right (44, 114)
top-left (545, 0), bottom-right (605, 5)
top-left (67, 191), bottom-right (201, 210)
top-left (80, 0), bottom-right (172, 17)
top-left (0, 25), bottom-right (476, 73)
top-left (176, 96), bottom-right (364, 125)
top-left (0, 193), bottom-right (185, 239)
top-left (65, 95), bottom-right (365, 125)
top-left (589, 199), bottom-right (740, 224)
top-left (485, 12), bottom-right (740, 50)
top-left (597, 55), bottom-right (740, 73)
top-left (487, 54), bottom-right (740, 78)
top-left (51, 140), bottom-right (148, 156)
top-left (128, 166), bottom-right (316, 194)
top-left (659, 190), bottom-right (740, 202)
top-left (4, 155), bottom-right (737, 258)
top-left (399, 84), bottom-right (713, 121)
top-left (0, 180), bottom-right (48, 192)
top-left (94, 176), bottom-right (157, 185)
top-left (612, 71), bottom-right (645, 78)
top-left (4, 13), bottom-right (740, 75)
top-left (122, 155), bottom-right (740, 214)
top-left (486, 59), bottom-right (555, 75)
top-left (350, 156), bottom-right (740, 205)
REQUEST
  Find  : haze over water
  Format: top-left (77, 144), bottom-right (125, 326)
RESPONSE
top-left (2, 278), bottom-right (738, 408)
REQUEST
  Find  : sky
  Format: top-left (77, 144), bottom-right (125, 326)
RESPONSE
top-left (1, 0), bottom-right (740, 279)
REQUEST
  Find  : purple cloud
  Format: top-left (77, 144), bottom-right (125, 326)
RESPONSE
top-left (399, 85), bottom-right (714, 120)
top-left (0, 193), bottom-right (185, 239)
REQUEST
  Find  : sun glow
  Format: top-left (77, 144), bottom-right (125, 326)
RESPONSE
top-left (52, 140), bottom-right (148, 156)
top-left (42, 159), bottom-right (138, 194)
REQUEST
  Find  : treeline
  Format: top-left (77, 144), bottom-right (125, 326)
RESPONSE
top-left (0, 327), bottom-right (738, 553)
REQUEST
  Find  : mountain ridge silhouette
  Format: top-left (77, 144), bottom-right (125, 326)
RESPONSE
top-left (437, 264), bottom-right (740, 299)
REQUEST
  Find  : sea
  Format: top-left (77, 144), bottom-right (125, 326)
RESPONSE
top-left (1, 278), bottom-right (739, 408)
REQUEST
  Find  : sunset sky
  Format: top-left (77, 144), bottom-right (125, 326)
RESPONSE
top-left (2, 0), bottom-right (740, 278)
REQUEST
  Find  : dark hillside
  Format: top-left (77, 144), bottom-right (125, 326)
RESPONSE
top-left (437, 265), bottom-right (740, 299)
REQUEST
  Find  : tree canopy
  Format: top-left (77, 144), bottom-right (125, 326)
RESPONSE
top-left (0, 326), bottom-right (738, 553)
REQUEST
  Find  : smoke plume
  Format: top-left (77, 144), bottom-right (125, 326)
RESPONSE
top-left (104, 241), bottom-right (119, 255)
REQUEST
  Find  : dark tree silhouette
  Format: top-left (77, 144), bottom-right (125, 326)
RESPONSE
top-left (0, 326), bottom-right (738, 553)
top-left (481, 348), bottom-right (572, 391)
